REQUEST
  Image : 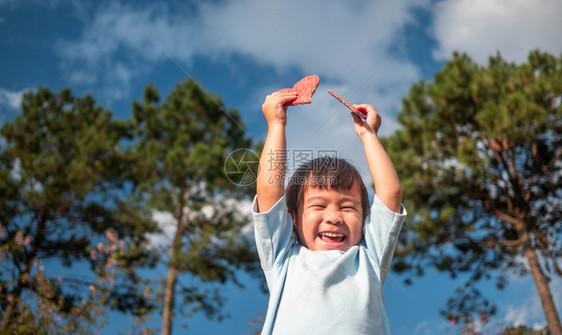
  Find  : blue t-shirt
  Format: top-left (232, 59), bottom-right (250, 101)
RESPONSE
top-left (252, 194), bottom-right (406, 334)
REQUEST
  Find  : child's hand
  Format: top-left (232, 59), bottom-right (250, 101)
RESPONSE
top-left (351, 104), bottom-right (382, 139)
top-left (262, 92), bottom-right (298, 127)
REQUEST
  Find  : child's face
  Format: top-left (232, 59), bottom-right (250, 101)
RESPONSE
top-left (292, 183), bottom-right (364, 252)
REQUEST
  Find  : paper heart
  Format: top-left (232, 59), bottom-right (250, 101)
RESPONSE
top-left (328, 89), bottom-right (367, 119)
top-left (276, 75), bottom-right (319, 105)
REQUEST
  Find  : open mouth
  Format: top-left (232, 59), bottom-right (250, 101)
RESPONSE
top-left (318, 232), bottom-right (347, 244)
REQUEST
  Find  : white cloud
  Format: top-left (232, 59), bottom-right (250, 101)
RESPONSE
top-left (500, 275), bottom-right (562, 329)
top-left (146, 211), bottom-right (176, 248)
top-left (0, 88), bottom-right (27, 110)
top-left (55, 1), bottom-right (431, 181)
top-left (414, 321), bottom-right (430, 333)
top-left (147, 196), bottom-right (254, 249)
top-left (412, 320), bottom-right (451, 335)
top-left (503, 292), bottom-right (543, 327)
top-left (0, 88), bottom-right (28, 123)
top-left (57, 1), bottom-right (429, 122)
top-left (196, 0), bottom-right (424, 83)
top-left (431, 0), bottom-right (562, 64)
top-left (57, 3), bottom-right (167, 65)
top-left (55, 2), bottom-right (200, 103)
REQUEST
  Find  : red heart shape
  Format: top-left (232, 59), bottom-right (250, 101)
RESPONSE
top-left (276, 75), bottom-right (319, 105)
top-left (328, 89), bottom-right (367, 119)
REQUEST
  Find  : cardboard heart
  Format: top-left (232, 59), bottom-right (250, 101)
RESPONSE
top-left (276, 75), bottom-right (319, 105)
top-left (328, 89), bottom-right (367, 119)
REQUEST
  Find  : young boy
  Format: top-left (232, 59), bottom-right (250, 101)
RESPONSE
top-left (253, 91), bottom-right (406, 334)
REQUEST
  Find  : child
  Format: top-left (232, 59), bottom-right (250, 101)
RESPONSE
top-left (253, 91), bottom-right (406, 334)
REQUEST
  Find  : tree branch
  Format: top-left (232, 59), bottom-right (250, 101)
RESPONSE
top-left (454, 232), bottom-right (524, 248)
top-left (543, 147), bottom-right (562, 174)
top-left (54, 198), bottom-right (74, 215)
top-left (480, 238), bottom-right (524, 247)
top-left (532, 227), bottom-right (555, 249)
top-left (494, 210), bottom-right (523, 226)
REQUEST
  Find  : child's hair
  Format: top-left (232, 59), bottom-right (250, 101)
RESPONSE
top-left (286, 156), bottom-right (370, 219)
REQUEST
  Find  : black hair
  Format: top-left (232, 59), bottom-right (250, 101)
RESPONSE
top-left (286, 156), bottom-right (369, 219)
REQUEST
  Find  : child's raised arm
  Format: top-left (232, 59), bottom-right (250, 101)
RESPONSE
top-left (256, 92), bottom-right (298, 213)
top-left (352, 104), bottom-right (402, 213)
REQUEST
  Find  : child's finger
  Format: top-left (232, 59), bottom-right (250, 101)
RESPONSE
top-left (351, 112), bottom-right (364, 124)
top-left (353, 104), bottom-right (374, 115)
top-left (273, 91), bottom-right (298, 96)
top-left (264, 92), bottom-right (297, 107)
top-left (269, 91), bottom-right (297, 97)
top-left (278, 92), bottom-right (299, 104)
top-left (283, 92), bottom-right (299, 99)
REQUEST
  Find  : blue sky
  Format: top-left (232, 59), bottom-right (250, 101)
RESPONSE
top-left (1, 0), bottom-right (561, 334)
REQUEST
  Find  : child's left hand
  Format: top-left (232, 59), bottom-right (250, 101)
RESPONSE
top-left (351, 104), bottom-right (381, 139)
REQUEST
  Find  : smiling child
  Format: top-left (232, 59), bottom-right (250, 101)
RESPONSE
top-left (253, 91), bottom-right (406, 334)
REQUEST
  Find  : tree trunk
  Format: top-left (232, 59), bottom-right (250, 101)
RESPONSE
top-left (162, 195), bottom-right (186, 335)
top-left (520, 225), bottom-right (562, 335)
top-left (161, 263), bottom-right (178, 335)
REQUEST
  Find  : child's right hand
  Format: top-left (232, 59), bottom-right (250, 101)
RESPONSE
top-left (351, 104), bottom-right (382, 139)
top-left (262, 92), bottom-right (298, 126)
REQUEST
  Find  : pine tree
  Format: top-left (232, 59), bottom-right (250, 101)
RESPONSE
top-left (0, 88), bottom-right (158, 334)
top-left (131, 79), bottom-right (261, 335)
top-left (385, 50), bottom-right (562, 333)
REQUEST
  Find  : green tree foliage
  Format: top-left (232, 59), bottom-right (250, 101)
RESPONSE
top-left (500, 325), bottom-right (550, 335)
top-left (0, 88), bottom-right (158, 334)
top-left (385, 50), bottom-right (561, 333)
top-left (131, 79), bottom-right (261, 334)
